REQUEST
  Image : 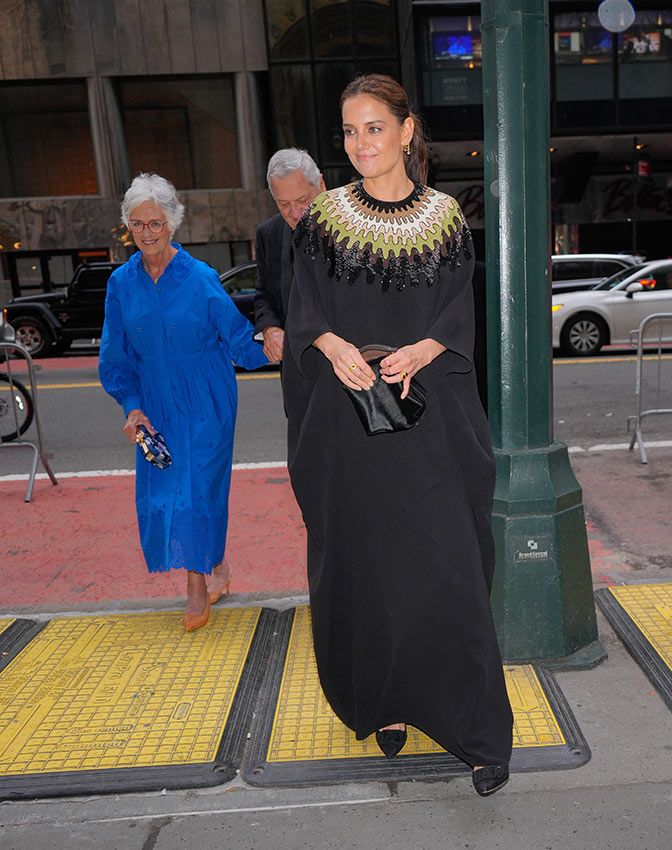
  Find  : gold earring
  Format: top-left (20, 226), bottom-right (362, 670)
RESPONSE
top-left (403, 142), bottom-right (411, 155)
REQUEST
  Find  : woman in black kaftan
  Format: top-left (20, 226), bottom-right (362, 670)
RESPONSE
top-left (283, 75), bottom-right (513, 792)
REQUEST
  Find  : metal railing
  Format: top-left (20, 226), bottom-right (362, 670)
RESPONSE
top-left (627, 312), bottom-right (672, 465)
top-left (0, 340), bottom-right (58, 501)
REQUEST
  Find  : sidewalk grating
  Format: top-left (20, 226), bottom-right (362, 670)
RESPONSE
top-left (0, 608), bottom-right (272, 800)
top-left (242, 607), bottom-right (590, 787)
top-left (596, 583), bottom-right (672, 711)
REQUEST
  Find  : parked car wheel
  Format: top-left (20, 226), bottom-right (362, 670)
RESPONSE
top-left (560, 312), bottom-right (608, 357)
top-left (11, 316), bottom-right (53, 357)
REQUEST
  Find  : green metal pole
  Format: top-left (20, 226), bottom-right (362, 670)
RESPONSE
top-left (481, 0), bottom-right (605, 667)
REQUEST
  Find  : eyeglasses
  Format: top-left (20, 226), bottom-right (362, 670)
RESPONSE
top-left (128, 219), bottom-right (168, 234)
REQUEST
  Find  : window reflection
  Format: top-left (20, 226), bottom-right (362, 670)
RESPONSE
top-left (422, 16), bottom-right (482, 107)
top-left (0, 82), bottom-right (97, 197)
top-left (269, 65), bottom-right (319, 155)
top-left (618, 10), bottom-right (672, 101)
top-left (353, 0), bottom-right (396, 56)
top-left (120, 78), bottom-right (239, 190)
top-left (554, 13), bottom-right (613, 103)
top-left (265, 0), bottom-right (310, 60)
top-left (310, 0), bottom-right (353, 58)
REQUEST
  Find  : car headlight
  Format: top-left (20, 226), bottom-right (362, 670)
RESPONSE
top-left (551, 304), bottom-right (563, 312)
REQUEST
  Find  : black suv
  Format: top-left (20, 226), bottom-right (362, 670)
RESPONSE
top-left (5, 260), bottom-right (256, 357)
top-left (6, 263), bottom-right (120, 357)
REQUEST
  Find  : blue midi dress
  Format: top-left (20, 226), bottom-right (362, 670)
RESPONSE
top-left (99, 245), bottom-right (268, 574)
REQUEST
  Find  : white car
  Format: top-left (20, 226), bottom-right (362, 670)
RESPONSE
top-left (551, 253), bottom-right (641, 294)
top-left (552, 260), bottom-right (672, 356)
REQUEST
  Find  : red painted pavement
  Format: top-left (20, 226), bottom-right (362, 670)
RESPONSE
top-left (7, 355), bottom-right (100, 373)
top-left (0, 469), bottom-right (308, 610)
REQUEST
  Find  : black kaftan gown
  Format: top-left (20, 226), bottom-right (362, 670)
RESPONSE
top-left (284, 180), bottom-right (513, 767)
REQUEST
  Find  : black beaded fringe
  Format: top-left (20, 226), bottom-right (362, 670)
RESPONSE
top-left (294, 211), bottom-right (472, 292)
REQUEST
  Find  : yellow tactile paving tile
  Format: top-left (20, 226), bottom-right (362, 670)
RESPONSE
top-left (0, 608), bottom-right (259, 776)
top-left (267, 607), bottom-right (565, 763)
top-left (0, 620), bottom-right (15, 638)
top-left (608, 583), bottom-right (672, 672)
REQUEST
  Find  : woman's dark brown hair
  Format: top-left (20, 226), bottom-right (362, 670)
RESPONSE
top-left (339, 74), bottom-right (429, 185)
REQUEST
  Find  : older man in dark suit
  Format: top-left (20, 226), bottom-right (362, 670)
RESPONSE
top-left (255, 149), bottom-right (325, 363)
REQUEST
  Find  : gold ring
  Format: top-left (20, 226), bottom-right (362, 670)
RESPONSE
top-left (349, 363), bottom-right (357, 371)
top-left (400, 371), bottom-right (408, 379)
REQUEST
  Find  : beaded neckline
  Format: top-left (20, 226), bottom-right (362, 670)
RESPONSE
top-left (294, 182), bottom-right (471, 291)
top-left (353, 180), bottom-right (423, 214)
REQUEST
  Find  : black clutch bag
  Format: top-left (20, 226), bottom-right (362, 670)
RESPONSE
top-left (343, 345), bottom-right (428, 436)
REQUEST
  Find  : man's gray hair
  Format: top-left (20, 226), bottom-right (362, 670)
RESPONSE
top-left (267, 149), bottom-right (321, 193)
top-left (121, 173), bottom-right (185, 233)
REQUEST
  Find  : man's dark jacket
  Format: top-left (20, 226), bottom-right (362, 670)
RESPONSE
top-left (254, 213), bottom-right (293, 333)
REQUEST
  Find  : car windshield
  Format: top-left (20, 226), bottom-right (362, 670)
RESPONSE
top-left (592, 264), bottom-right (646, 291)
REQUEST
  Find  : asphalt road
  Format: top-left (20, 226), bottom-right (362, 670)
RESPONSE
top-left (1, 354), bottom-right (671, 477)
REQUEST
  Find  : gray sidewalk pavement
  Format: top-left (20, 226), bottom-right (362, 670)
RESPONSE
top-left (2, 448), bottom-right (672, 849)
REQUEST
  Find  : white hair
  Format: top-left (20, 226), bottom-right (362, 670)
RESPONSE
top-left (121, 173), bottom-right (185, 234)
top-left (267, 149), bottom-right (321, 193)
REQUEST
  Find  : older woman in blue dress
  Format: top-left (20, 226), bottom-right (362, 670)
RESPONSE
top-left (99, 173), bottom-right (267, 630)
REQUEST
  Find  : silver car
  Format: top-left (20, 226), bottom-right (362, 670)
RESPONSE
top-left (551, 253), bottom-right (641, 294)
top-left (552, 260), bottom-right (672, 356)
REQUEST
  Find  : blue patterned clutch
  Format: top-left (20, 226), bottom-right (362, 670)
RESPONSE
top-left (136, 424), bottom-right (172, 469)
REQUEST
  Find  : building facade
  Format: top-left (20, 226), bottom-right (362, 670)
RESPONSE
top-left (0, 0), bottom-right (274, 301)
top-left (1, 1), bottom-right (671, 302)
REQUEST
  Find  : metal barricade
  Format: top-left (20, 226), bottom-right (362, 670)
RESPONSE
top-left (0, 340), bottom-right (58, 501)
top-left (627, 312), bottom-right (672, 464)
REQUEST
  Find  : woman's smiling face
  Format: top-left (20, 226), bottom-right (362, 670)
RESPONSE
top-left (127, 200), bottom-right (172, 258)
top-left (342, 94), bottom-right (413, 181)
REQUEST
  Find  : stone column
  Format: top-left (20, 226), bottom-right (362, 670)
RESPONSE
top-left (87, 76), bottom-right (131, 198)
top-left (235, 71), bottom-right (267, 191)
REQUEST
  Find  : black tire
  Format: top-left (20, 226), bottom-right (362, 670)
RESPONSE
top-left (0, 374), bottom-right (34, 442)
top-left (11, 315), bottom-right (53, 358)
top-left (560, 312), bottom-right (608, 357)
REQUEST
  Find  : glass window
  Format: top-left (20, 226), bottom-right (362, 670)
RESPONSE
top-left (594, 265), bottom-right (646, 290)
top-left (265, 0), bottom-right (310, 60)
top-left (269, 65), bottom-right (319, 155)
top-left (120, 78), bottom-right (240, 191)
top-left (421, 16), bottom-right (483, 107)
top-left (0, 81), bottom-right (97, 197)
top-left (311, 0), bottom-right (353, 58)
top-left (222, 266), bottom-right (256, 294)
top-left (636, 265), bottom-right (672, 291)
top-left (618, 10), bottom-right (672, 100)
top-left (315, 62), bottom-right (356, 165)
top-left (48, 255), bottom-right (74, 287)
top-left (595, 260), bottom-right (627, 278)
top-left (14, 257), bottom-right (45, 290)
top-left (553, 13), bottom-right (614, 102)
top-left (353, 0), bottom-right (396, 56)
top-left (552, 260), bottom-right (594, 281)
top-left (77, 269), bottom-right (111, 292)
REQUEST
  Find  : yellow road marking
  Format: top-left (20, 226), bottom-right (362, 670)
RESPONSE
top-left (30, 373), bottom-right (280, 390)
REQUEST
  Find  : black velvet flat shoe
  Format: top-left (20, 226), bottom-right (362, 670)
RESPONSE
top-left (472, 764), bottom-right (509, 796)
top-left (375, 728), bottom-right (408, 758)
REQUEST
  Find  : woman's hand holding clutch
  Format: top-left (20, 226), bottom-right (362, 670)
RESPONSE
top-left (314, 332), bottom-right (376, 391)
top-left (123, 409), bottom-right (155, 444)
top-left (380, 340), bottom-right (446, 399)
